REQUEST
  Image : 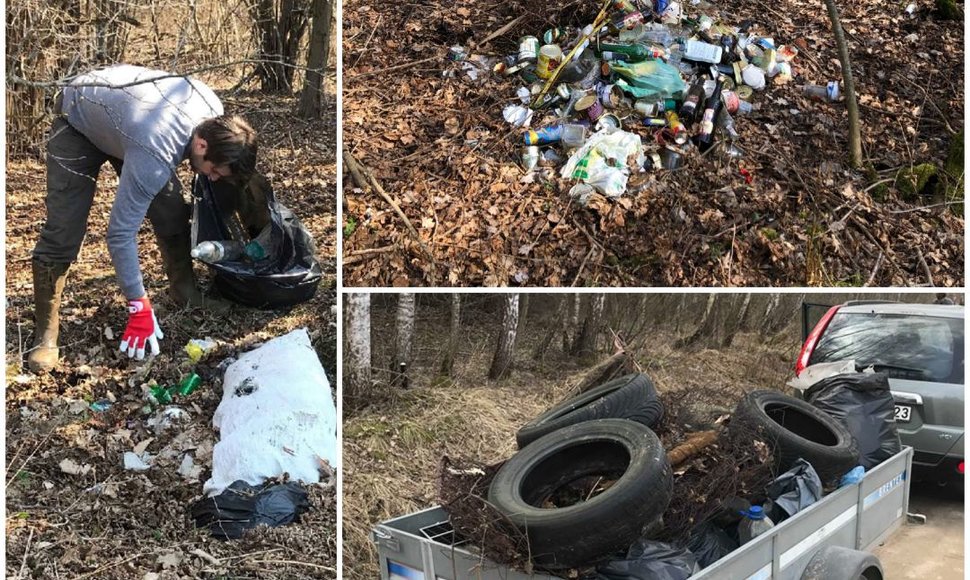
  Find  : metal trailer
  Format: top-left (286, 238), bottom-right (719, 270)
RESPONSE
top-left (372, 447), bottom-right (913, 580)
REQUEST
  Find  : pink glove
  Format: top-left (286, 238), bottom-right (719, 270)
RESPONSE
top-left (120, 297), bottom-right (163, 360)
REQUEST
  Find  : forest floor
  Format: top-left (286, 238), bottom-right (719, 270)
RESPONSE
top-left (342, 0), bottom-right (964, 287)
top-left (342, 300), bottom-right (802, 579)
top-left (5, 92), bottom-right (338, 579)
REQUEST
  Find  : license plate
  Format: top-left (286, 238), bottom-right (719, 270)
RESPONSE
top-left (894, 405), bottom-right (912, 422)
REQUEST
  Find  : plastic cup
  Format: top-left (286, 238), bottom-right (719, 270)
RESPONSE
top-left (561, 124), bottom-right (588, 148)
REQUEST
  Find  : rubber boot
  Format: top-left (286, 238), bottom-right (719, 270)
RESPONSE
top-left (156, 232), bottom-right (232, 313)
top-left (28, 260), bottom-right (70, 373)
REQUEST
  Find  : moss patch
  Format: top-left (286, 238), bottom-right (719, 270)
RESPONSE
top-left (895, 163), bottom-right (938, 200)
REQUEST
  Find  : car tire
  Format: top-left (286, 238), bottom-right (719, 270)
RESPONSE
top-left (801, 546), bottom-right (883, 580)
top-left (732, 390), bottom-right (860, 487)
top-left (489, 419), bottom-right (673, 570)
top-left (515, 373), bottom-right (664, 449)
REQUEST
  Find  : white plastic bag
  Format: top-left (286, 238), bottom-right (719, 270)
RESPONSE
top-left (203, 328), bottom-right (338, 496)
top-left (560, 130), bottom-right (645, 198)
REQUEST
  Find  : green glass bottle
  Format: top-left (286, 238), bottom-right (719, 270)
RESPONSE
top-left (597, 42), bottom-right (662, 63)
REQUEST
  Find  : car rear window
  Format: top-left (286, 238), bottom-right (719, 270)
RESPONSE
top-left (809, 313), bottom-right (964, 384)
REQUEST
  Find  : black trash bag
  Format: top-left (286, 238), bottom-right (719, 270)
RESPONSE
top-left (596, 539), bottom-right (698, 580)
top-left (191, 175), bottom-right (321, 308)
top-left (805, 372), bottom-right (902, 469)
top-left (763, 458), bottom-right (823, 524)
top-left (710, 496), bottom-right (750, 529)
top-left (687, 522), bottom-right (738, 569)
top-left (190, 479), bottom-right (310, 540)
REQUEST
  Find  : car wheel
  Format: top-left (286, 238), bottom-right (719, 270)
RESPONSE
top-left (489, 419), bottom-right (672, 570)
top-left (732, 390), bottom-right (860, 487)
top-left (801, 546), bottom-right (883, 580)
top-left (515, 373), bottom-right (664, 449)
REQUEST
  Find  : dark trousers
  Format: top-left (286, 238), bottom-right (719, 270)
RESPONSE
top-left (32, 117), bottom-right (191, 264)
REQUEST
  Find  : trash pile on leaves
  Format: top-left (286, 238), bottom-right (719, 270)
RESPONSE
top-left (437, 369), bottom-right (901, 577)
top-left (448, 0), bottom-right (841, 204)
top-left (97, 329), bottom-right (338, 540)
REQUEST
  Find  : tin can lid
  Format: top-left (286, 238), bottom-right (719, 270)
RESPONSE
top-left (736, 85), bottom-right (754, 99)
top-left (575, 94), bottom-right (598, 111)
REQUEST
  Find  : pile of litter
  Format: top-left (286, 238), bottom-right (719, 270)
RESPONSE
top-left (447, 0), bottom-right (840, 203)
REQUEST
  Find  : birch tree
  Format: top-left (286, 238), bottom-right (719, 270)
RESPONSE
top-left (346, 293), bottom-right (372, 395)
top-left (440, 294), bottom-right (461, 377)
top-left (393, 293), bottom-right (415, 387)
top-left (488, 294), bottom-right (520, 380)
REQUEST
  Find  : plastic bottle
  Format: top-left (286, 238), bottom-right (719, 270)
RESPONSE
top-left (683, 40), bottom-right (723, 63)
top-left (191, 240), bottom-right (246, 263)
top-left (640, 25), bottom-right (676, 47)
top-left (716, 108), bottom-right (739, 141)
top-left (739, 505), bottom-right (775, 544)
top-left (721, 90), bottom-right (753, 115)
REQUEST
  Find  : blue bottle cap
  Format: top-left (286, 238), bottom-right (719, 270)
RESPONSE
top-left (748, 505), bottom-right (765, 520)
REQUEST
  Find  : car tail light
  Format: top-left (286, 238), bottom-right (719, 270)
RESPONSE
top-left (795, 305), bottom-right (842, 376)
top-left (958, 461), bottom-right (964, 475)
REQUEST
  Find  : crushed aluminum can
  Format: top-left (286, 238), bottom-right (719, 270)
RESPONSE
top-left (595, 113), bottom-right (622, 132)
top-left (660, 146), bottom-right (685, 169)
top-left (448, 45), bottom-right (468, 61)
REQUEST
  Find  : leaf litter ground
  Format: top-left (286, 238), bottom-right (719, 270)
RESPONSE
top-left (6, 93), bottom-right (338, 579)
top-left (343, 0), bottom-right (964, 287)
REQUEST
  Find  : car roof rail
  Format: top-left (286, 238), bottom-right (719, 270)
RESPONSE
top-left (842, 300), bottom-right (903, 306)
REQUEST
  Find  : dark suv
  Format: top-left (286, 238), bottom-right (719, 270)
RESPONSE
top-left (796, 301), bottom-right (964, 483)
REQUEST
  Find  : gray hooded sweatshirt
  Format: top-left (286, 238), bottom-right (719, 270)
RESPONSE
top-left (62, 65), bottom-right (223, 299)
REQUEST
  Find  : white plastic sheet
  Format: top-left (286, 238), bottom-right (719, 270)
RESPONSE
top-left (203, 328), bottom-right (338, 496)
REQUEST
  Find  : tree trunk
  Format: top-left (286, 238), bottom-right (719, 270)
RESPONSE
top-left (825, 0), bottom-right (863, 167)
top-left (721, 293), bottom-right (752, 348)
top-left (440, 294), bottom-right (461, 376)
top-left (298, 0), bottom-right (333, 117)
top-left (677, 294), bottom-right (718, 349)
top-left (561, 294), bottom-right (579, 352)
top-left (251, 0), bottom-right (310, 93)
top-left (534, 294), bottom-right (566, 361)
top-left (392, 293), bottom-right (415, 387)
top-left (517, 293), bottom-right (531, 332)
top-left (488, 294), bottom-right (520, 380)
top-left (346, 293), bottom-right (372, 395)
top-left (572, 293), bottom-right (605, 358)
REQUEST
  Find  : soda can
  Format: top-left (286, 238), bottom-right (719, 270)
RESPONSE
top-left (518, 36), bottom-right (539, 62)
top-left (660, 146), bottom-right (685, 169)
top-left (536, 44), bottom-right (563, 79)
top-left (635, 100), bottom-right (659, 117)
top-left (522, 146), bottom-right (540, 171)
top-left (524, 125), bottom-right (563, 145)
top-left (596, 113), bottom-right (622, 132)
top-left (575, 94), bottom-right (604, 121)
top-left (556, 84), bottom-right (572, 100)
top-left (597, 84), bottom-right (622, 109)
top-left (448, 45), bottom-right (468, 61)
top-left (643, 117), bottom-right (666, 127)
top-left (665, 110), bottom-right (688, 144)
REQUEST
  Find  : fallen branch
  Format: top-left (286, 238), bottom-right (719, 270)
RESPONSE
top-left (916, 247), bottom-right (934, 286)
top-left (476, 14), bottom-right (527, 47)
top-left (667, 430), bottom-right (719, 467)
top-left (343, 148), bottom-right (436, 269)
top-left (345, 56), bottom-right (440, 80)
top-left (343, 244), bottom-right (399, 266)
top-left (864, 251), bottom-right (884, 287)
top-left (566, 351), bottom-right (635, 396)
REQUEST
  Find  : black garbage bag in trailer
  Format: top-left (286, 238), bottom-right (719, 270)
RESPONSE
top-left (805, 372), bottom-right (902, 470)
top-left (191, 175), bottom-right (321, 308)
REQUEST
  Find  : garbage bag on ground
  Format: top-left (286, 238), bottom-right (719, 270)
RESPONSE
top-left (596, 539), bottom-right (699, 580)
top-left (805, 372), bottom-right (902, 469)
top-left (192, 174), bottom-right (321, 308)
top-left (687, 521), bottom-right (738, 569)
top-left (609, 60), bottom-right (686, 100)
top-left (203, 328), bottom-right (339, 496)
top-left (191, 479), bottom-right (309, 540)
top-left (764, 458), bottom-right (822, 523)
